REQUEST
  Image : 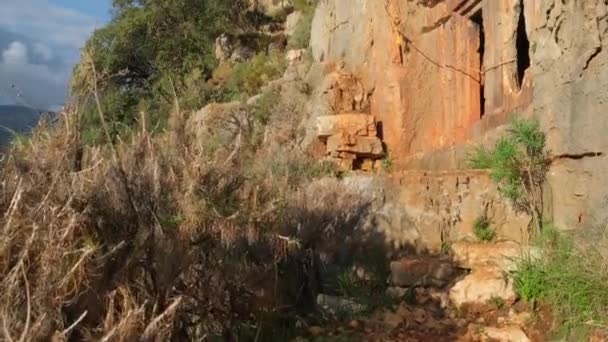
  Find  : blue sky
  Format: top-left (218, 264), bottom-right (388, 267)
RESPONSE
top-left (53, 0), bottom-right (112, 22)
top-left (0, 0), bottom-right (111, 110)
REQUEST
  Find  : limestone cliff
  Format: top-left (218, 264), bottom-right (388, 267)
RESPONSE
top-left (306, 0), bottom-right (608, 236)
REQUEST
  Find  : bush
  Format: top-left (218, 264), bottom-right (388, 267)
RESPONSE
top-left (469, 118), bottom-right (547, 234)
top-left (513, 227), bottom-right (608, 337)
top-left (473, 215), bottom-right (495, 242)
top-left (224, 50), bottom-right (287, 99)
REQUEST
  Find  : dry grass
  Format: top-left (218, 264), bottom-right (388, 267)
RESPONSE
top-left (0, 99), bottom-right (314, 340)
top-left (0, 87), bottom-right (367, 341)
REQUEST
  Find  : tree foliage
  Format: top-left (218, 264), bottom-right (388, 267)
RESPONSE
top-left (71, 0), bottom-right (250, 142)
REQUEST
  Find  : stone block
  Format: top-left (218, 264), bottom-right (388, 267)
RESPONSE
top-left (317, 114), bottom-right (377, 139)
top-left (326, 134), bottom-right (384, 157)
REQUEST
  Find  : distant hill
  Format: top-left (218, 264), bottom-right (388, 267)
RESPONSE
top-left (0, 105), bottom-right (42, 146)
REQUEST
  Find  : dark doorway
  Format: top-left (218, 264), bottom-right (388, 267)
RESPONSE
top-left (470, 9), bottom-right (485, 119)
top-left (516, 0), bottom-right (530, 88)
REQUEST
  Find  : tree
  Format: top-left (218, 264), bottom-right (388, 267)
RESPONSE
top-left (71, 0), bottom-right (249, 142)
top-left (469, 118), bottom-right (548, 234)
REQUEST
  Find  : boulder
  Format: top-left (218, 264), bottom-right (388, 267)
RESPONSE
top-left (326, 134), bottom-right (383, 158)
top-left (483, 326), bottom-right (530, 342)
top-left (189, 101), bottom-right (248, 148)
top-left (449, 268), bottom-right (516, 308)
top-left (390, 256), bottom-right (455, 287)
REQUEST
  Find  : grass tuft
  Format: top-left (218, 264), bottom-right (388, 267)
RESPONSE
top-left (513, 227), bottom-right (608, 336)
top-left (473, 214), bottom-right (495, 242)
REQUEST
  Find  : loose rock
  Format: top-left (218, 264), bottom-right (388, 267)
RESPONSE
top-left (449, 268), bottom-right (516, 308)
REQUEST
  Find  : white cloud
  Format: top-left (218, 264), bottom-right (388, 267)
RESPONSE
top-left (0, 60), bottom-right (68, 109)
top-left (33, 43), bottom-right (52, 61)
top-left (0, 1), bottom-right (104, 110)
top-left (0, 0), bottom-right (99, 50)
top-left (3, 41), bottom-right (28, 65)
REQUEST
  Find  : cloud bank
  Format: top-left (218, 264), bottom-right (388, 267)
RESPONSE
top-left (0, 0), bottom-right (103, 110)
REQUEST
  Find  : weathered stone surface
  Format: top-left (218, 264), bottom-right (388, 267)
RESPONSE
top-left (317, 114), bottom-right (377, 139)
top-left (483, 326), bottom-right (530, 342)
top-left (449, 268), bottom-right (516, 308)
top-left (326, 134), bottom-right (383, 157)
top-left (372, 171), bottom-right (530, 253)
top-left (451, 241), bottom-right (525, 271)
top-left (390, 256), bottom-right (455, 287)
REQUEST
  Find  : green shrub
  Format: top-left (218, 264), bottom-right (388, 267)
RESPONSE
top-left (473, 215), bottom-right (495, 242)
top-left (225, 51), bottom-right (287, 98)
top-left (468, 118), bottom-right (547, 234)
top-left (513, 227), bottom-right (608, 336)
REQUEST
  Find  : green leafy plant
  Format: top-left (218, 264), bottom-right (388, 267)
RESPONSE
top-left (473, 214), bottom-right (495, 242)
top-left (469, 118), bottom-right (547, 234)
top-left (440, 240), bottom-right (452, 255)
top-left (225, 50), bottom-right (287, 98)
top-left (381, 153), bottom-right (393, 172)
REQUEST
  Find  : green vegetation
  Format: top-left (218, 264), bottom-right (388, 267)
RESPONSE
top-left (488, 296), bottom-right (506, 310)
top-left (471, 118), bottom-right (608, 337)
top-left (222, 51), bottom-right (288, 100)
top-left (71, 0), bottom-right (290, 144)
top-left (469, 118), bottom-right (547, 234)
top-left (381, 148), bottom-right (393, 172)
top-left (513, 227), bottom-right (608, 337)
top-left (473, 214), bottom-right (495, 242)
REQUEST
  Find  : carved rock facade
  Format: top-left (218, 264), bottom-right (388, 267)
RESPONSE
top-left (307, 0), bottom-right (608, 241)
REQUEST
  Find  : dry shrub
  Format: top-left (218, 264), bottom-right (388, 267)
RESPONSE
top-left (0, 103), bottom-right (305, 341)
top-left (0, 93), bottom-right (371, 340)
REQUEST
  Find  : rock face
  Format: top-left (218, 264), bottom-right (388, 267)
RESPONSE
top-left (305, 0), bottom-right (608, 235)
